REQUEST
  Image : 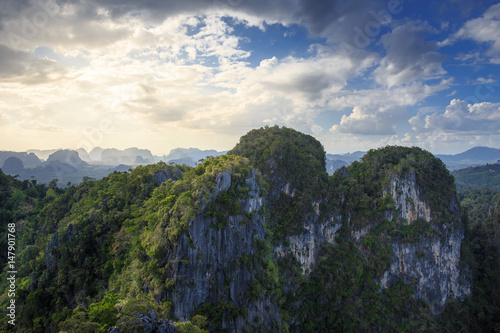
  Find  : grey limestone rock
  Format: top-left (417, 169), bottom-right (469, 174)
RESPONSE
top-left (214, 170), bottom-right (231, 195)
top-left (153, 168), bottom-right (182, 185)
top-left (165, 170), bottom-right (281, 332)
top-left (110, 312), bottom-right (178, 333)
top-left (378, 171), bottom-right (470, 314)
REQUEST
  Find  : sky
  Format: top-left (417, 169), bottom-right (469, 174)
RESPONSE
top-left (0, 0), bottom-right (499, 155)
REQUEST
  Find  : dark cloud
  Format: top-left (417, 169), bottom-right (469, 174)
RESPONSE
top-left (0, 44), bottom-right (30, 75)
top-left (295, 0), bottom-right (343, 34)
top-left (0, 0), bottom-right (384, 53)
top-left (373, 21), bottom-right (446, 86)
top-left (0, 44), bottom-right (68, 84)
top-left (262, 72), bottom-right (332, 100)
top-left (3, 0), bottom-right (376, 35)
top-left (76, 0), bottom-right (287, 24)
top-left (295, 0), bottom-right (381, 40)
top-left (0, 0), bottom-right (31, 29)
top-left (74, 0), bottom-right (384, 51)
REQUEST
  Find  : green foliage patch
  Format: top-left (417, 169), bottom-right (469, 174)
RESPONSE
top-left (230, 125), bottom-right (330, 242)
top-left (452, 164), bottom-right (500, 191)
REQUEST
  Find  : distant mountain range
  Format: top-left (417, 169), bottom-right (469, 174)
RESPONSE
top-left (1, 146), bottom-right (498, 184)
top-left (0, 147), bottom-right (226, 185)
top-left (436, 147), bottom-right (500, 170)
top-left (325, 151), bottom-right (366, 174)
top-left (157, 148), bottom-right (226, 166)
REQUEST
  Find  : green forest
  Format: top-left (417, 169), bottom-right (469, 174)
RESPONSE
top-left (0, 126), bottom-right (499, 332)
top-left (452, 164), bottom-right (500, 191)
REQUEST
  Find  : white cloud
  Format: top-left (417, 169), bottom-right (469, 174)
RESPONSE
top-left (451, 3), bottom-right (500, 63)
top-left (327, 80), bottom-right (451, 110)
top-left (330, 105), bottom-right (409, 135)
top-left (249, 52), bottom-right (373, 100)
top-left (410, 99), bottom-right (500, 133)
top-left (326, 79), bottom-right (450, 136)
top-left (454, 51), bottom-right (485, 66)
top-left (0, 10), bottom-right (380, 150)
top-left (164, 46), bottom-right (378, 134)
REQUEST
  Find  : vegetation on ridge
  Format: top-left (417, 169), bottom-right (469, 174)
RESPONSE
top-left (229, 125), bottom-right (329, 242)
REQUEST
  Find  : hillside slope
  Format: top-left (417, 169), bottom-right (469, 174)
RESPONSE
top-left (452, 164), bottom-right (500, 191)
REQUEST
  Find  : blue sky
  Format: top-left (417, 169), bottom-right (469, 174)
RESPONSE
top-left (0, 0), bottom-right (499, 155)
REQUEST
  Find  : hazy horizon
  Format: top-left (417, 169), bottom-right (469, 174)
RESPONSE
top-left (1, 0), bottom-right (500, 155)
top-left (2, 141), bottom-right (499, 160)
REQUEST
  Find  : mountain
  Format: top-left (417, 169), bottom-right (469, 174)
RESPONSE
top-left (89, 146), bottom-right (105, 161)
top-left (47, 149), bottom-right (89, 168)
top-left (160, 148), bottom-right (226, 166)
top-left (437, 147), bottom-right (500, 170)
top-left (27, 148), bottom-right (60, 161)
top-left (325, 158), bottom-right (349, 174)
top-left (85, 147), bottom-right (155, 165)
top-left (438, 146), bottom-right (500, 162)
top-left (1, 156), bottom-right (24, 174)
top-left (0, 149), bottom-right (136, 186)
top-left (326, 150), bottom-right (366, 163)
top-left (0, 146), bottom-right (227, 186)
top-left (325, 151), bottom-right (366, 174)
top-left (76, 148), bottom-right (92, 162)
top-left (0, 151), bottom-right (42, 169)
top-left (102, 147), bottom-right (155, 165)
top-left (2, 126), bottom-right (497, 332)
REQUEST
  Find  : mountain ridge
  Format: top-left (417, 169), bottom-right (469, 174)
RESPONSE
top-left (1, 126), bottom-right (498, 332)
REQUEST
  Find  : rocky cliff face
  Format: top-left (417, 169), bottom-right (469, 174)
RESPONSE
top-left (165, 170), bottom-right (281, 332)
top-left (381, 226), bottom-right (470, 314)
top-left (271, 169), bottom-right (469, 316)
top-left (137, 143), bottom-right (470, 329)
top-left (379, 171), bottom-right (470, 314)
top-left (385, 172), bottom-right (432, 223)
top-left (275, 203), bottom-right (342, 275)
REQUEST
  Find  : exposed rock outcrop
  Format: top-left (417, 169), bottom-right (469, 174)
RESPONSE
top-left (274, 167), bottom-right (469, 315)
top-left (275, 209), bottom-right (342, 275)
top-left (109, 310), bottom-right (178, 333)
top-left (166, 170), bottom-right (281, 332)
top-left (385, 171), bottom-right (431, 223)
top-left (153, 168), bottom-right (182, 185)
top-left (379, 171), bottom-right (470, 314)
top-left (381, 225), bottom-right (470, 314)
